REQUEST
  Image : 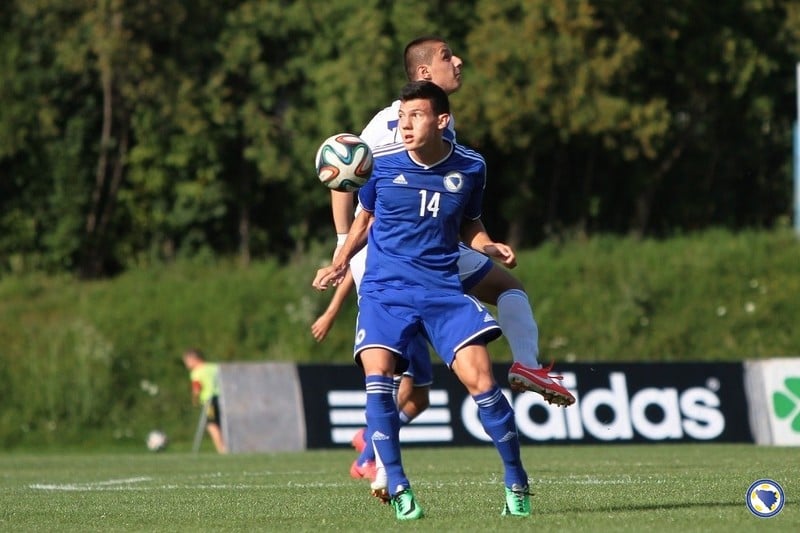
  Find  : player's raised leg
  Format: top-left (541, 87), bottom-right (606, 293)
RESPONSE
top-left (466, 261), bottom-right (575, 407)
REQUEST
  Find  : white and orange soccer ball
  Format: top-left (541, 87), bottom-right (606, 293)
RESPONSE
top-left (314, 133), bottom-right (373, 192)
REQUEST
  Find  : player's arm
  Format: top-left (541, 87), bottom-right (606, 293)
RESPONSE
top-left (328, 109), bottom-right (382, 259)
top-left (330, 190), bottom-right (355, 260)
top-left (190, 380), bottom-right (201, 406)
top-left (461, 218), bottom-right (517, 269)
top-left (313, 209), bottom-right (373, 290)
top-left (310, 269), bottom-right (355, 342)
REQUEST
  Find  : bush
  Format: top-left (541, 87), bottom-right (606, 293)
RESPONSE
top-left (1, 229), bottom-right (799, 449)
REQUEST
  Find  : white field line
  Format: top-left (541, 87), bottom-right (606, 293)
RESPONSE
top-left (29, 475), bottom-right (659, 492)
top-left (29, 476), bottom-right (152, 491)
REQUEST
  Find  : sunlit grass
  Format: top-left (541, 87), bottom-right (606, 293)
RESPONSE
top-left (2, 444), bottom-right (797, 532)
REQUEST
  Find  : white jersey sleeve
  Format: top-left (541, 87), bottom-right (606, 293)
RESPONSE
top-left (359, 100), bottom-right (402, 149)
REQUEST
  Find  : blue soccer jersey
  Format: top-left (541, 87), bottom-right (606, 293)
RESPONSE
top-left (358, 141), bottom-right (486, 294)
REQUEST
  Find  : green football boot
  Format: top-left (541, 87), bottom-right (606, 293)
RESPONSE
top-left (502, 484), bottom-right (532, 517)
top-left (391, 487), bottom-right (423, 520)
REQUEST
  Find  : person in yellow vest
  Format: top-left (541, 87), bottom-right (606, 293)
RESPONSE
top-left (182, 348), bottom-right (226, 453)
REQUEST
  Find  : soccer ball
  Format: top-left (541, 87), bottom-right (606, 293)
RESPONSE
top-left (315, 133), bottom-right (373, 192)
top-left (146, 430), bottom-right (168, 452)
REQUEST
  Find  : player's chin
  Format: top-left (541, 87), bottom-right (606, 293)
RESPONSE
top-left (403, 138), bottom-right (421, 150)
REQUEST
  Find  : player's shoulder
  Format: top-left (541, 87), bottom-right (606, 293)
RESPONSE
top-left (360, 100), bottom-right (401, 148)
top-left (368, 142), bottom-right (406, 179)
top-left (373, 141), bottom-right (406, 160)
top-left (452, 143), bottom-right (486, 169)
top-left (453, 142), bottom-right (484, 161)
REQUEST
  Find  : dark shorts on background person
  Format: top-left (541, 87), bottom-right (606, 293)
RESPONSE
top-left (205, 396), bottom-right (221, 425)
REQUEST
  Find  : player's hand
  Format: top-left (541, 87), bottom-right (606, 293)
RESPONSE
top-left (312, 263), bottom-right (348, 291)
top-left (483, 243), bottom-right (517, 268)
top-left (311, 312), bottom-right (335, 342)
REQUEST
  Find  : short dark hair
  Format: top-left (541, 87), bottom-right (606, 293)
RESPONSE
top-left (400, 80), bottom-right (450, 116)
top-left (183, 348), bottom-right (204, 360)
top-left (403, 35), bottom-right (446, 81)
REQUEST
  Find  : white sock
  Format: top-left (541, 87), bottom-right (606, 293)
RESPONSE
top-left (398, 410), bottom-right (413, 425)
top-left (496, 288), bottom-right (540, 367)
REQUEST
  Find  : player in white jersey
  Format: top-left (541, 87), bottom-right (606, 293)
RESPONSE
top-left (314, 80), bottom-right (532, 519)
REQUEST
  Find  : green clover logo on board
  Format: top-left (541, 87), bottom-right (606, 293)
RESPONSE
top-left (772, 377), bottom-right (800, 432)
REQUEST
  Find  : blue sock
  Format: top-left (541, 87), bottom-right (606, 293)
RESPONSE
top-left (473, 385), bottom-right (528, 488)
top-left (365, 375), bottom-right (408, 494)
top-left (359, 375), bottom-right (407, 464)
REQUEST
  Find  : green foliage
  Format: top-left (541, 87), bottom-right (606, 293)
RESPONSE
top-left (526, 228), bottom-right (800, 362)
top-left (1, 229), bottom-right (800, 448)
top-left (1, 0), bottom-right (798, 276)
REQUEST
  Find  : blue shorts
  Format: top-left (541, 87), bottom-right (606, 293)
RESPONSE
top-left (354, 287), bottom-right (501, 367)
top-left (402, 335), bottom-right (433, 387)
top-left (351, 244), bottom-right (493, 386)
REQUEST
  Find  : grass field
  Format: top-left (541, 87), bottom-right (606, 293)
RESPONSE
top-left (2, 444), bottom-right (797, 532)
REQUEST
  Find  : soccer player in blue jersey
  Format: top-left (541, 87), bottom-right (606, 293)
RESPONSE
top-left (317, 35), bottom-right (574, 483)
top-left (314, 80), bottom-right (532, 520)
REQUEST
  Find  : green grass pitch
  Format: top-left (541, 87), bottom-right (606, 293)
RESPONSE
top-left (1, 444), bottom-right (797, 532)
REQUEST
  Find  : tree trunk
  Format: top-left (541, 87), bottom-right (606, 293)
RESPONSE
top-left (239, 202), bottom-right (251, 267)
top-left (631, 139), bottom-right (686, 238)
top-left (80, 55), bottom-right (114, 278)
top-left (575, 144), bottom-right (596, 238)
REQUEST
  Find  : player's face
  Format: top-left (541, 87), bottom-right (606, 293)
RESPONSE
top-left (426, 43), bottom-right (463, 95)
top-left (398, 99), bottom-right (447, 151)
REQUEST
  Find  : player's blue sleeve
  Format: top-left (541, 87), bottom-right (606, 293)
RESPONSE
top-left (358, 175), bottom-right (377, 212)
top-left (463, 164), bottom-right (486, 220)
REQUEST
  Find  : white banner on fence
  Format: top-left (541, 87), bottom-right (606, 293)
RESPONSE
top-left (744, 357), bottom-right (800, 446)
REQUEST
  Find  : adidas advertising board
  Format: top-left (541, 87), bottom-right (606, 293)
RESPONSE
top-left (297, 362), bottom-right (753, 448)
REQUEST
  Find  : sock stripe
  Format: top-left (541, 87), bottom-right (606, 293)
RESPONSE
top-left (473, 386), bottom-right (504, 408)
top-left (365, 375), bottom-right (396, 395)
top-left (366, 383), bottom-right (395, 394)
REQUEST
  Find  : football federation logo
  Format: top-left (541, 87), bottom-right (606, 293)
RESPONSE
top-left (355, 328), bottom-right (366, 345)
top-left (443, 172), bottom-right (464, 192)
top-left (745, 479), bottom-right (784, 518)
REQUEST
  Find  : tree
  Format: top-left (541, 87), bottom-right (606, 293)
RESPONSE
top-left (459, 0), bottom-right (669, 244)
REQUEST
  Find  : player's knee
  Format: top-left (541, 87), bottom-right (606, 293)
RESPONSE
top-left (471, 266), bottom-right (525, 304)
top-left (492, 267), bottom-right (525, 292)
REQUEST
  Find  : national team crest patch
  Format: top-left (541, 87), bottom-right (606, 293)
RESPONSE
top-left (443, 172), bottom-right (464, 192)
